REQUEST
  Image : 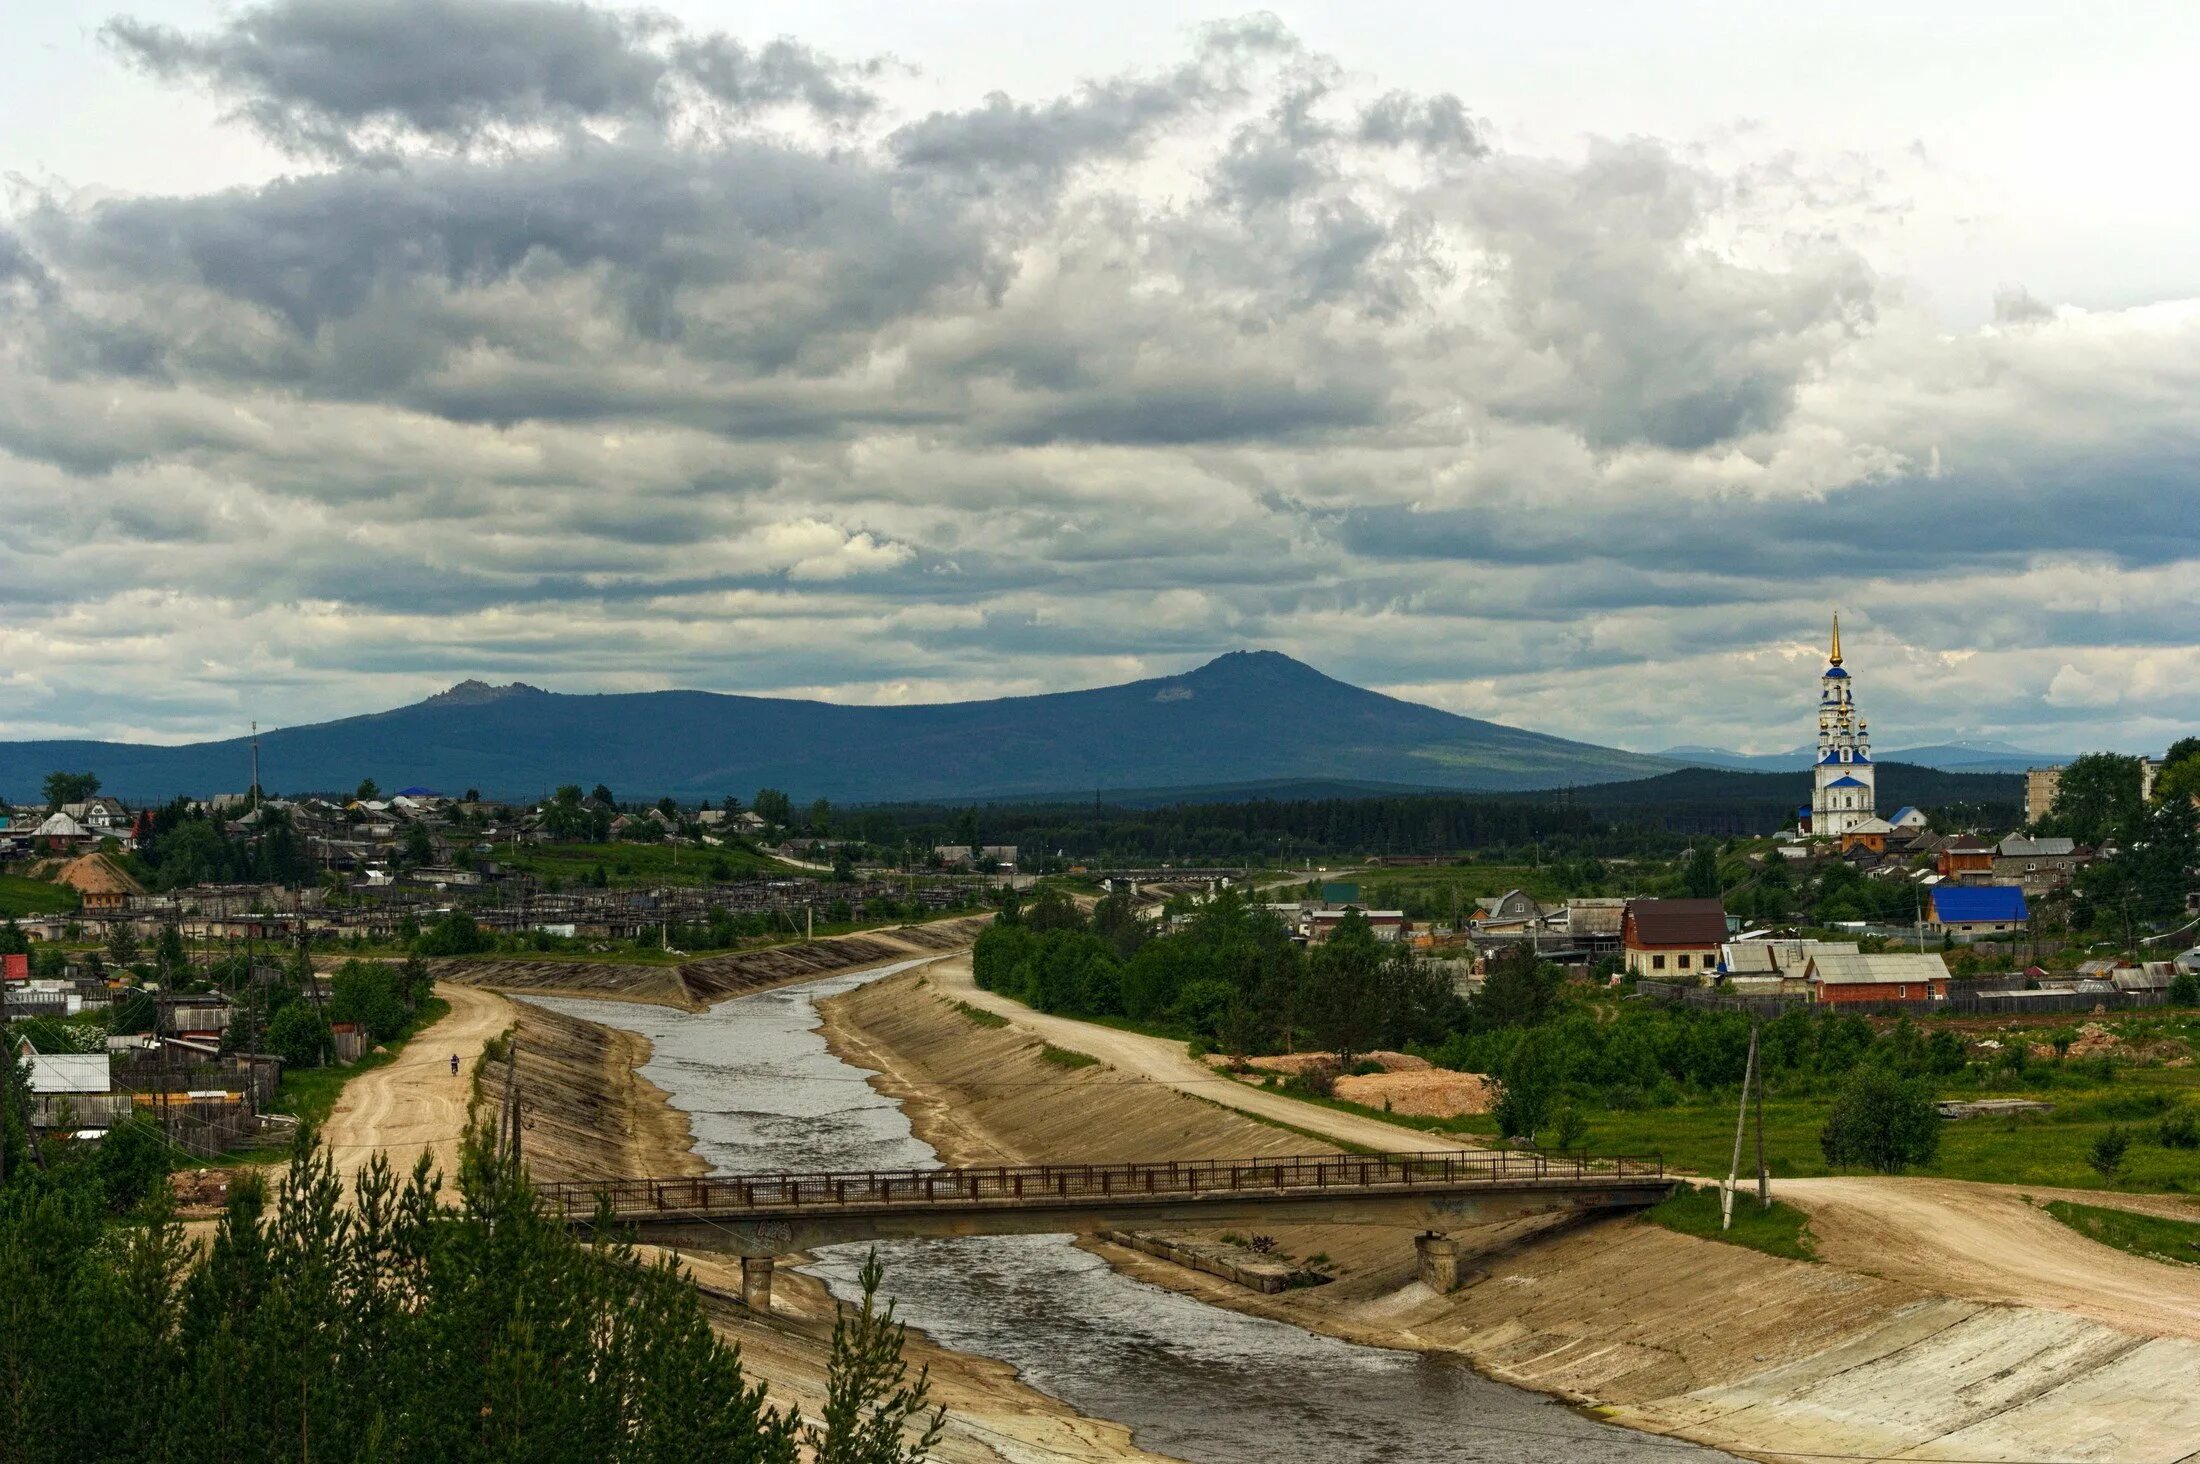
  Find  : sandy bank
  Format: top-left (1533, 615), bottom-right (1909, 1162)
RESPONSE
top-left (435, 916), bottom-right (994, 1011)
top-left (820, 967), bottom-right (2200, 1464)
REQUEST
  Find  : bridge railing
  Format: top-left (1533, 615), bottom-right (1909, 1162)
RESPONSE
top-left (537, 1149), bottom-right (1665, 1220)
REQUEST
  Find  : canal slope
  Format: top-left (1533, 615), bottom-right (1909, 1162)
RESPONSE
top-left (822, 963), bottom-right (2200, 1464)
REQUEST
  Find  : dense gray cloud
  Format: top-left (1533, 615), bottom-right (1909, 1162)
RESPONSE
top-left (104, 0), bottom-right (874, 159)
top-left (2, 0), bottom-right (2196, 758)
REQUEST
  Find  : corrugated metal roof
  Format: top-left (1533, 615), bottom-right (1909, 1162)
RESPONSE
top-left (1808, 952), bottom-right (1950, 985)
top-left (1997, 836), bottom-right (2076, 858)
top-left (28, 1054), bottom-right (112, 1095)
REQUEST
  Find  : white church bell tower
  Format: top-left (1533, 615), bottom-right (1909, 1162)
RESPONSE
top-left (1811, 615), bottom-right (1876, 837)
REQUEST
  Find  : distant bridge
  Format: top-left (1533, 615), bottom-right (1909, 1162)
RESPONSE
top-left (541, 1150), bottom-right (1673, 1306)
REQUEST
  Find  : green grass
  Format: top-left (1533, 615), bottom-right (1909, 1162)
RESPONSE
top-left (1039, 1043), bottom-right (1099, 1069)
top-left (2045, 1200), bottom-right (2200, 1268)
top-left (488, 840), bottom-right (800, 888)
top-left (951, 1000), bottom-right (1008, 1029)
top-left (0, 873), bottom-right (79, 918)
top-left (1644, 1185), bottom-right (1818, 1262)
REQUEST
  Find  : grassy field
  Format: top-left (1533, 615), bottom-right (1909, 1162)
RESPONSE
top-left (951, 1000), bottom-right (1009, 1029)
top-left (1238, 1075), bottom-right (2200, 1193)
top-left (0, 873), bottom-right (79, 918)
top-left (1040, 1042), bottom-right (1100, 1069)
top-left (1643, 1184), bottom-right (1818, 1261)
top-left (488, 840), bottom-right (802, 888)
top-left (2045, 1199), bottom-right (2200, 1268)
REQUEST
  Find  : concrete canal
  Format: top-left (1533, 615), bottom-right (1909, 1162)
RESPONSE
top-left (531, 962), bottom-right (1738, 1463)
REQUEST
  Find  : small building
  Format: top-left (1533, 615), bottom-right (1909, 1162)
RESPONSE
top-left (1622, 898), bottom-right (1728, 978)
top-left (1887, 806), bottom-right (1930, 832)
top-left (1838, 816), bottom-right (1896, 856)
top-left (52, 853), bottom-right (145, 912)
top-left (1307, 908), bottom-right (1409, 943)
top-left (1806, 951), bottom-right (1952, 1004)
top-left (1936, 836), bottom-right (1995, 881)
top-left (2, 953), bottom-right (27, 984)
top-left (1719, 938), bottom-right (1858, 978)
top-left (1924, 885), bottom-right (2030, 941)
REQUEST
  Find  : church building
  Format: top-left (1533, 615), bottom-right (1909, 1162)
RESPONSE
top-left (1810, 616), bottom-right (1877, 838)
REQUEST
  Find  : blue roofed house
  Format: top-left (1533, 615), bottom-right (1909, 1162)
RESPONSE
top-left (1887, 806), bottom-right (1929, 832)
top-left (1925, 885), bottom-right (2029, 942)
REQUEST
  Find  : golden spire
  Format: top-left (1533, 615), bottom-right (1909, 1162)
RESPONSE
top-left (1829, 613), bottom-right (1842, 666)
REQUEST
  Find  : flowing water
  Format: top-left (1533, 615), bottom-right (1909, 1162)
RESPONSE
top-left (531, 964), bottom-right (1734, 1463)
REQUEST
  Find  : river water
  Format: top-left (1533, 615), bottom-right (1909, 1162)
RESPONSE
top-left (530, 964), bottom-right (1735, 1463)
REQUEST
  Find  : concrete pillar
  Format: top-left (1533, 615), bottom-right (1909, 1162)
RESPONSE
top-left (1415, 1232), bottom-right (1460, 1293)
top-left (741, 1255), bottom-right (776, 1311)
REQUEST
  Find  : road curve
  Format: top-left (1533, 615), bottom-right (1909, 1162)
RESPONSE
top-left (929, 953), bottom-right (1473, 1156)
top-left (1779, 1174), bottom-right (2200, 1341)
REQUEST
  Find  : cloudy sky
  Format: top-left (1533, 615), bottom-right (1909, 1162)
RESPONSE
top-left (3, 0), bottom-right (2196, 756)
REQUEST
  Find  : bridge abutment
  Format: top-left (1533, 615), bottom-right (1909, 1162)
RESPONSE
top-left (1415, 1232), bottom-right (1460, 1293)
top-left (741, 1255), bottom-right (776, 1311)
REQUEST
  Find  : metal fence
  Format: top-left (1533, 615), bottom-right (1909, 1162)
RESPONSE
top-left (1638, 980), bottom-right (2169, 1019)
top-left (537, 1149), bottom-right (1666, 1220)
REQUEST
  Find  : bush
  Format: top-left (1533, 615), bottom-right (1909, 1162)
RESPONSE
top-left (266, 1001), bottom-right (331, 1069)
top-left (2158, 1110), bottom-right (2200, 1150)
top-left (413, 910), bottom-right (490, 957)
top-left (1819, 1068), bottom-right (1940, 1173)
top-left (2089, 1126), bottom-right (2132, 1182)
top-left (2170, 971), bottom-right (2199, 1007)
top-left (95, 1113), bottom-right (171, 1213)
top-left (1492, 1034), bottom-right (1557, 1142)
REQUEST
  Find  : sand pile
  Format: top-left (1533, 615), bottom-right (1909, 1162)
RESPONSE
top-left (1333, 1068), bottom-right (1495, 1118)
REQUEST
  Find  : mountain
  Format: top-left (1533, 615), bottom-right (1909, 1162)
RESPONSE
top-left (2, 651), bottom-right (1680, 804)
top-left (1658, 738), bottom-right (2070, 775)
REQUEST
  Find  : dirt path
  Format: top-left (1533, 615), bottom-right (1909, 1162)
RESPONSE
top-left (1780, 1175), bottom-right (2200, 1340)
top-left (931, 954), bottom-right (1475, 1155)
top-left (320, 982), bottom-right (514, 1183)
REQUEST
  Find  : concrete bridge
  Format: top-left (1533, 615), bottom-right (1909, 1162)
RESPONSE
top-left (539, 1150), bottom-right (1673, 1307)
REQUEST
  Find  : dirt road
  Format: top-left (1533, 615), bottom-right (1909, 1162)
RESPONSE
top-left (1781, 1175), bottom-right (2200, 1340)
top-left (931, 954), bottom-right (1471, 1155)
top-left (320, 983), bottom-right (515, 1184)
top-left (940, 957), bottom-right (2200, 1349)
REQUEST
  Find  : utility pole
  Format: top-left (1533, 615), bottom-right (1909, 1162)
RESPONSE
top-left (1722, 1019), bottom-right (1761, 1231)
top-left (501, 1037), bottom-right (521, 1167)
top-left (1754, 1021), bottom-right (1770, 1210)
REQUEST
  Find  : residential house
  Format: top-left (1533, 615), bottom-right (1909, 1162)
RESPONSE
top-left (1622, 898), bottom-right (1728, 978)
top-left (1805, 951), bottom-right (1952, 1004)
top-left (1991, 835), bottom-right (2085, 894)
top-left (934, 844), bottom-right (1019, 869)
top-left (32, 811), bottom-right (95, 853)
top-left (19, 1044), bottom-right (131, 1132)
top-left (1924, 885), bottom-right (2030, 941)
top-left (1838, 816), bottom-right (1896, 856)
top-left (1473, 889), bottom-right (1550, 936)
top-left (1935, 836), bottom-right (1995, 882)
top-left (1307, 907), bottom-right (1409, 943)
top-left (1887, 806), bottom-right (1930, 832)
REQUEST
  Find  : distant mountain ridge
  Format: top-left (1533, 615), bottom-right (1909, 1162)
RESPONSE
top-left (1657, 738), bottom-right (2071, 775)
top-left (2, 651), bottom-right (1682, 804)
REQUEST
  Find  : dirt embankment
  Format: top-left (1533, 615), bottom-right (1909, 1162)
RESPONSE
top-left (435, 917), bottom-right (994, 1011)
top-left (497, 1002), bottom-right (703, 1183)
top-left (821, 969), bottom-right (2200, 1464)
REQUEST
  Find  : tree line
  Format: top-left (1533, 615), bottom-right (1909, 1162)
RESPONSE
top-left (0, 1118), bottom-right (942, 1464)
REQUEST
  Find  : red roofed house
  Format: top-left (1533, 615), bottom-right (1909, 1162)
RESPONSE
top-left (1622, 898), bottom-right (1728, 979)
top-left (3, 954), bottom-right (28, 984)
